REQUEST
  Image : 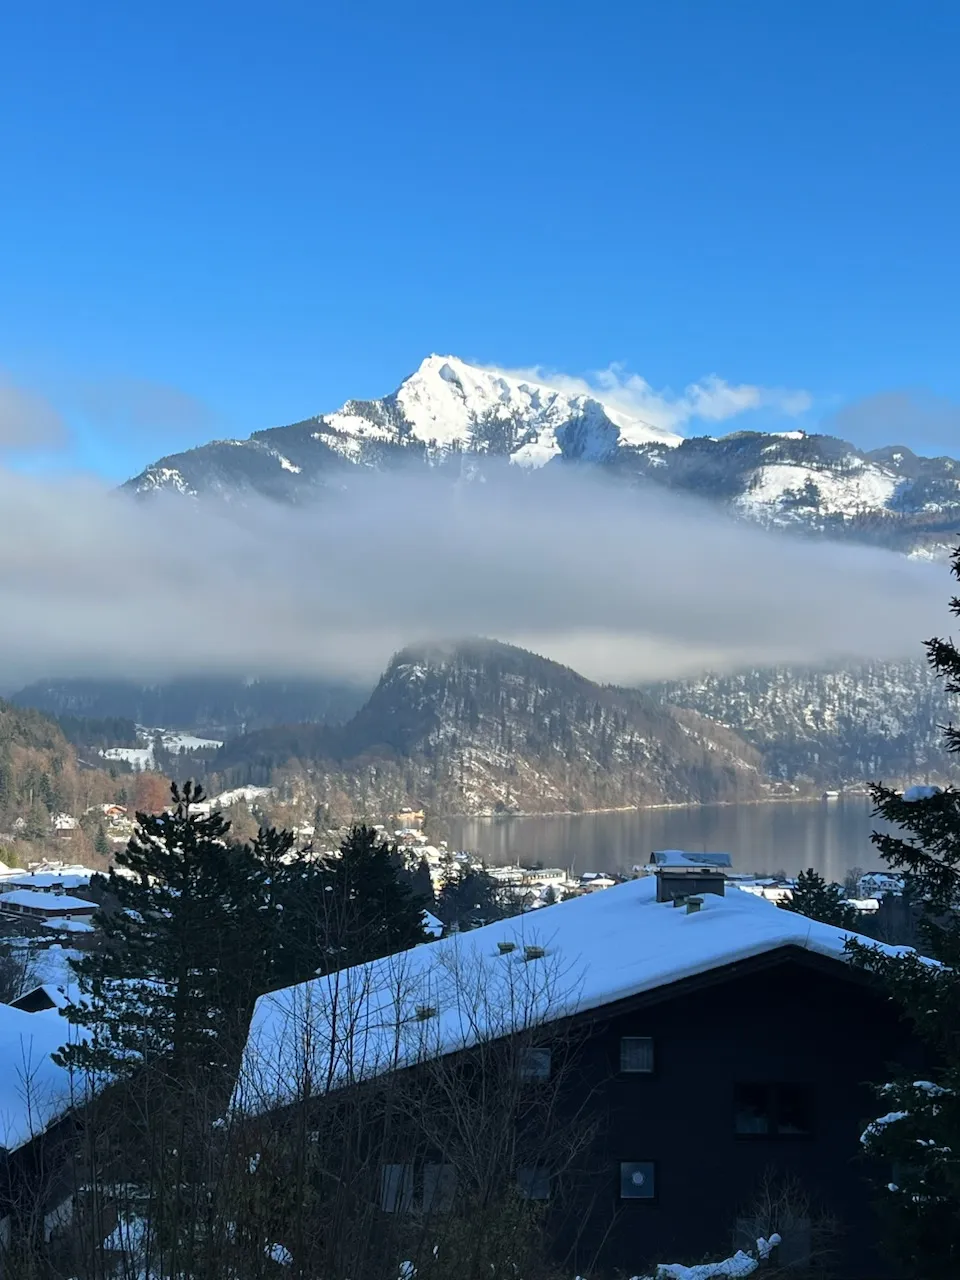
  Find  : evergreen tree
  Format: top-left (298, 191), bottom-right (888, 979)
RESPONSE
top-left (435, 866), bottom-right (525, 932)
top-left (317, 825), bottom-right (429, 971)
top-left (94, 823), bottom-right (110, 857)
top-left (58, 781), bottom-right (264, 1090)
top-left (846, 546), bottom-right (960, 1279)
top-left (778, 867), bottom-right (861, 930)
top-left (408, 855), bottom-right (435, 905)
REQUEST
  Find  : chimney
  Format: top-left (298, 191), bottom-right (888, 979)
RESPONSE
top-left (650, 850), bottom-right (731, 904)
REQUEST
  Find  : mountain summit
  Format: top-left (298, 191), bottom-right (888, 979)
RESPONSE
top-left (125, 354), bottom-right (679, 499)
top-left (125, 355), bottom-right (960, 556)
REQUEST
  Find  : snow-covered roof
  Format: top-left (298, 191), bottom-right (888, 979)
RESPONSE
top-left (421, 911), bottom-right (444, 939)
top-left (0, 890), bottom-right (95, 912)
top-left (10, 983), bottom-right (72, 1011)
top-left (233, 877), bottom-right (911, 1117)
top-left (0, 870), bottom-right (95, 890)
top-left (649, 850), bottom-right (733, 869)
top-left (0, 1005), bottom-right (87, 1152)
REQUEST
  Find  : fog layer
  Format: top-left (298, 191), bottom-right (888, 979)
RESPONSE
top-left (0, 463), bottom-right (948, 688)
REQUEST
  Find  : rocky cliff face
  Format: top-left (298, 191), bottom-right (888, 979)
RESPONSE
top-left (645, 659), bottom-right (956, 786)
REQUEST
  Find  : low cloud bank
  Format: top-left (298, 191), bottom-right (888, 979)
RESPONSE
top-left (0, 463), bottom-right (949, 690)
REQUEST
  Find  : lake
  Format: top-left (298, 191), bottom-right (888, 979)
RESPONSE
top-left (446, 796), bottom-right (895, 883)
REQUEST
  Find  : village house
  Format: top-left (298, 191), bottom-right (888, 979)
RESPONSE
top-left (0, 1001), bottom-right (89, 1257)
top-left (233, 866), bottom-right (923, 1279)
top-left (0, 891), bottom-right (97, 933)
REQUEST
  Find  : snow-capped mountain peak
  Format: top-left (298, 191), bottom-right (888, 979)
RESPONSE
top-left (322, 353), bottom-right (682, 465)
top-left (124, 354), bottom-right (960, 560)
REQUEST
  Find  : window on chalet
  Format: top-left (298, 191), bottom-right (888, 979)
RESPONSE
top-left (517, 1047), bottom-right (552, 1080)
top-left (619, 1161), bottom-right (656, 1200)
top-left (517, 1166), bottom-right (551, 1200)
top-left (734, 1083), bottom-right (814, 1137)
top-left (620, 1036), bottom-right (654, 1074)
top-left (380, 1164), bottom-right (414, 1213)
top-left (380, 1163), bottom-right (457, 1214)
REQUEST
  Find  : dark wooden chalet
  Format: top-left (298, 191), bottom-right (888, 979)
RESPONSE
top-left (235, 868), bottom-right (923, 1279)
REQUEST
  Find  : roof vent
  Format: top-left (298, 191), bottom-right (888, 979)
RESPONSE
top-left (523, 945), bottom-right (546, 962)
top-left (497, 941), bottom-right (516, 955)
top-left (415, 1005), bottom-right (438, 1021)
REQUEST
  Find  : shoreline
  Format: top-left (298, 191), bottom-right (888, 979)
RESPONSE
top-left (442, 791), bottom-right (875, 823)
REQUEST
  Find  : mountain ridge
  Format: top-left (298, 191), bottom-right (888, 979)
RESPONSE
top-left (125, 355), bottom-right (960, 558)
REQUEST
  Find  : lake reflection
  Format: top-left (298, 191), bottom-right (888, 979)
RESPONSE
top-left (447, 797), bottom-right (893, 882)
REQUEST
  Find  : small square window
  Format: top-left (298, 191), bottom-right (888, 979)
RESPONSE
top-left (518, 1048), bottom-right (552, 1080)
top-left (620, 1036), bottom-right (654, 1074)
top-left (517, 1166), bottom-right (550, 1200)
top-left (620, 1161), bottom-right (656, 1200)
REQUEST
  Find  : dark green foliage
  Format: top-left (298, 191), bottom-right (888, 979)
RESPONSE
top-left (779, 867), bottom-right (861, 930)
top-left (409, 855), bottom-right (435, 904)
top-left (59, 799), bottom-right (429, 1092)
top-left (846, 546), bottom-right (960, 1279)
top-left (55, 714), bottom-right (139, 750)
top-left (94, 824), bottom-right (110, 856)
top-left (57, 782), bottom-right (267, 1086)
top-left (317, 825), bottom-right (429, 971)
top-left (435, 867), bottom-right (526, 932)
top-left (13, 675), bottom-right (367, 736)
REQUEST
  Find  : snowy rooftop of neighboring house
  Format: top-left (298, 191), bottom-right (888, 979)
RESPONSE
top-left (232, 875), bottom-right (912, 1117)
top-left (649, 850), bottom-right (733, 869)
top-left (0, 890), bottom-right (95, 912)
top-left (10, 983), bottom-right (73, 1011)
top-left (0, 1004), bottom-right (87, 1153)
top-left (421, 911), bottom-right (444, 939)
top-left (0, 869), bottom-right (95, 890)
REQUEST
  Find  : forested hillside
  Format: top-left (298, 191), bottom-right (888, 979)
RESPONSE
top-left (646, 659), bottom-right (954, 785)
top-left (0, 699), bottom-right (121, 837)
top-left (207, 639), bottom-right (769, 815)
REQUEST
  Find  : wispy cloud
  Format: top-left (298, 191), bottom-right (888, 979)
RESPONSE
top-left (0, 379), bottom-right (68, 451)
top-left (0, 462), bottom-right (946, 690)
top-left (828, 389), bottom-right (960, 452)
top-left (485, 361), bottom-right (813, 433)
top-left (76, 377), bottom-right (216, 436)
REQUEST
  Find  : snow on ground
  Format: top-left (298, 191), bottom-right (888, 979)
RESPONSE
top-left (234, 875), bottom-right (916, 1115)
top-left (212, 785), bottom-right (276, 808)
top-left (100, 726), bottom-right (223, 770)
top-left (102, 746), bottom-right (154, 769)
top-left (736, 460), bottom-right (899, 518)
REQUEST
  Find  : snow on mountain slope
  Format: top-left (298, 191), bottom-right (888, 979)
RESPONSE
top-left (322, 355), bottom-right (681, 460)
top-left (124, 355), bottom-right (960, 557)
top-left (736, 459), bottom-right (900, 519)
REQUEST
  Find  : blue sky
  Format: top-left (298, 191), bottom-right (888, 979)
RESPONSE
top-left (2, 0), bottom-right (959, 479)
